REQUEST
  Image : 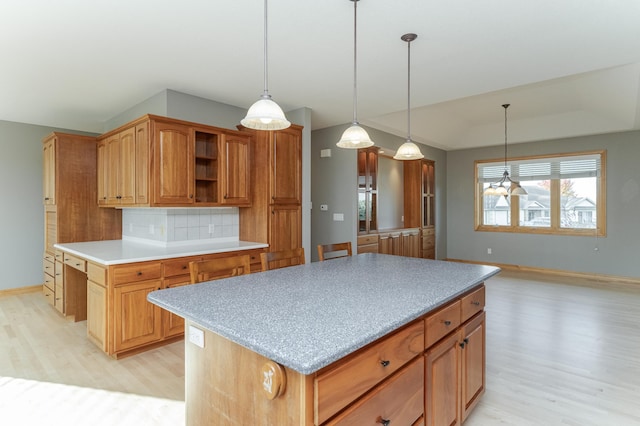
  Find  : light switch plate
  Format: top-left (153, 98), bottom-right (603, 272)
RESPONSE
top-left (333, 213), bottom-right (344, 221)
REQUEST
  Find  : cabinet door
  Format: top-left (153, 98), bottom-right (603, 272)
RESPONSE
top-left (379, 232), bottom-right (401, 256)
top-left (221, 133), bottom-right (250, 205)
top-left (135, 122), bottom-right (149, 204)
top-left (270, 127), bottom-right (301, 205)
top-left (87, 280), bottom-right (107, 352)
top-left (163, 275), bottom-right (191, 338)
top-left (113, 280), bottom-right (163, 352)
top-left (118, 127), bottom-right (136, 205)
top-left (269, 204), bottom-right (302, 252)
top-left (96, 140), bottom-right (108, 205)
top-left (105, 134), bottom-right (121, 205)
top-left (461, 312), bottom-right (486, 422)
top-left (153, 122), bottom-right (194, 205)
top-left (402, 231), bottom-right (421, 258)
top-left (43, 136), bottom-right (56, 205)
top-left (425, 332), bottom-right (461, 426)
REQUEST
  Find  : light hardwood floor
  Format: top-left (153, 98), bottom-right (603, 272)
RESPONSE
top-left (1, 272), bottom-right (639, 425)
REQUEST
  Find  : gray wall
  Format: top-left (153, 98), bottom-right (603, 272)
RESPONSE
top-left (0, 120), bottom-right (96, 291)
top-left (311, 124), bottom-right (447, 262)
top-left (447, 130), bottom-right (640, 278)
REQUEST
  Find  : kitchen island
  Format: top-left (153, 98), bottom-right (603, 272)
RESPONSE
top-left (148, 253), bottom-right (500, 425)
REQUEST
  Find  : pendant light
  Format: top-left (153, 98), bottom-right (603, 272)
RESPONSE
top-left (483, 104), bottom-right (527, 197)
top-left (241, 0), bottom-right (291, 130)
top-left (337, 0), bottom-right (374, 149)
top-left (394, 33), bottom-right (424, 160)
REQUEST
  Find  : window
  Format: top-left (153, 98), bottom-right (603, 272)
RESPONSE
top-left (475, 150), bottom-right (606, 236)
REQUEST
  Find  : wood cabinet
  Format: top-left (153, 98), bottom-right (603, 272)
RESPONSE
top-left (183, 284), bottom-right (485, 425)
top-left (41, 132), bottom-right (121, 318)
top-left (377, 228), bottom-right (421, 258)
top-left (424, 287), bottom-right (486, 426)
top-left (357, 147), bottom-right (379, 234)
top-left (404, 159), bottom-right (436, 259)
top-left (239, 124), bottom-right (303, 253)
top-left (61, 248), bottom-right (265, 358)
top-left (97, 115), bottom-right (251, 207)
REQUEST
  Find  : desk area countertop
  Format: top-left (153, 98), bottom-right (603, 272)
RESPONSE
top-left (148, 253), bottom-right (500, 375)
top-left (54, 238), bottom-right (268, 266)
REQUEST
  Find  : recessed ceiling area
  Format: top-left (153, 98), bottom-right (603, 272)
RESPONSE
top-left (1, 0), bottom-right (640, 150)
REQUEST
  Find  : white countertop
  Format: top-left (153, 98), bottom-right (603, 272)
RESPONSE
top-left (54, 238), bottom-right (268, 265)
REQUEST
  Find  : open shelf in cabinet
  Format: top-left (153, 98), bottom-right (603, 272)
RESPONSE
top-left (194, 131), bottom-right (219, 204)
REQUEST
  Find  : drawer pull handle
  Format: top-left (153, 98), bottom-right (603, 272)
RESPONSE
top-left (380, 360), bottom-right (390, 367)
top-left (443, 320), bottom-right (451, 326)
top-left (182, 265), bottom-right (188, 270)
top-left (378, 418), bottom-right (391, 426)
top-left (75, 263), bottom-right (81, 267)
top-left (459, 337), bottom-right (469, 348)
top-left (471, 301), bottom-right (480, 306)
top-left (137, 272), bottom-right (143, 276)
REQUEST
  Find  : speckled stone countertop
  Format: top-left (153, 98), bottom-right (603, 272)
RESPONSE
top-left (148, 253), bottom-right (500, 375)
top-left (54, 238), bottom-right (268, 265)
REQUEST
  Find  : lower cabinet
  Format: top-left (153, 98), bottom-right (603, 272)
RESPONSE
top-left (360, 228), bottom-right (421, 258)
top-left (76, 248), bottom-right (264, 358)
top-left (425, 311), bottom-right (486, 426)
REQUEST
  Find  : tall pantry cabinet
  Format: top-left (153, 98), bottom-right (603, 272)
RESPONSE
top-left (42, 133), bottom-right (121, 319)
top-left (239, 124), bottom-right (303, 254)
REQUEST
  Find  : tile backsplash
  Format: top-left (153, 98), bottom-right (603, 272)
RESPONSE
top-left (122, 208), bottom-right (239, 245)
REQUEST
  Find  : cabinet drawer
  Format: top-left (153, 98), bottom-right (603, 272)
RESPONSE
top-left (43, 258), bottom-right (55, 275)
top-left (422, 236), bottom-right (435, 250)
top-left (315, 321), bottom-right (424, 425)
top-left (87, 262), bottom-right (107, 286)
top-left (461, 285), bottom-right (485, 323)
top-left (425, 300), bottom-right (461, 348)
top-left (55, 263), bottom-right (64, 286)
top-left (112, 262), bottom-right (162, 285)
top-left (325, 357), bottom-right (424, 426)
top-left (43, 274), bottom-right (54, 290)
top-left (357, 234), bottom-right (378, 245)
top-left (42, 284), bottom-right (54, 305)
top-left (422, 227), bottom-right (435, 236)
top-left (63, 253), bottom-right (86, 272)
top-left (164, 256), bottom-right (200, 278)
top-left (43, 252), bottom-right (55, 263)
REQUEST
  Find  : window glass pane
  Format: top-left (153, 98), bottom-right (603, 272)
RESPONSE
top-left (482, 184), bottom-right (511, 226)
top-left (560, 177), bottom-right (597, 229)
top-left (518, 180), bottom-right (551, 227)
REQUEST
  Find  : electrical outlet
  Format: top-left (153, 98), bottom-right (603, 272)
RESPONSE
top-left (487, 248), bottom-right (492, 254)
top-left (208, 224), bottom-right (215, 234)
top-left (188, 325), bottom-right (205, 348)
top-left (149, 224), bottom-right (155, 235)
top-left (320, 204), bottom-right (328, 211)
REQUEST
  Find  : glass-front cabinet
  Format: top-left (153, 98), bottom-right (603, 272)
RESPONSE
top-left (358, 147), bottom-right (378, 234)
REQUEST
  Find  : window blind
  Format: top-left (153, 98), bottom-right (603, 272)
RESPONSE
top-left (478, 153), bottom-right (602, 183)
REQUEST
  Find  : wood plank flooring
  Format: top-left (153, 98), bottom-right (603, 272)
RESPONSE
top-left (1, 272), bottom-right (639, 425)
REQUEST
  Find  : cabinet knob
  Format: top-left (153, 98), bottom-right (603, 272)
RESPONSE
top-left (377, 418), bottom-right (391, 426)
top-left (137, 271), bottom-right (142, 276)
top-left (460, 338), bottom-right (469, 348)
top-left (443, 320), bottom-right (451, 326)
top-left (471, 300), bottom-right (480, 306)
top-left (380, 360), bottom-right (390, 367)
top-left (189, 194), bottom-right (194, 199)
top-left (224, 194), bottom-right (228, 199)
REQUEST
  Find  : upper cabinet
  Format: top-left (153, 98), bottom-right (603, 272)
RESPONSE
top-left (97, 115), bottom-right (251, 208)
top-left (358, 147), bottom-right (379, 234)
top-left (270, 126), bottom-right (302, 205)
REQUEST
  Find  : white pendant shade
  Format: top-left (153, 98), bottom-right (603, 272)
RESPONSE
top-left (509, 182), bottom-right (528, 196)
top-left (393, 140), bottom-right (424, 160)
top-left (241, 95), bottom-right (291, 130)
top-left (483, 185), bottom-right (497, 196)
top-left (337, 122), bottom-right (374, 149)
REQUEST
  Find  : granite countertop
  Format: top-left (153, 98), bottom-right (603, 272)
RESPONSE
top-left (54, 238), bottom-right (268, 265)
top-left (148, 253), bottom-right (500, 375)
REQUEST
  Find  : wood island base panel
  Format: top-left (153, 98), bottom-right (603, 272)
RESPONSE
top-left (148, 253), bottom-right (499, 425)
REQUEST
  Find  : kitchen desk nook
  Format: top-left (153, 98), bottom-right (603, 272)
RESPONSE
top-left (148, 253), bottom-right (500, 425)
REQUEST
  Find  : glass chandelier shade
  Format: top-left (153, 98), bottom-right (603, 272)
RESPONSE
top-left (482, 104), bottom-right (527, 197)
top-left (394, 33), bottom-right (424, 161)
top-left (241, 0), bottom-right (290, 131)
top-left (337, 0), bottom-right (374, 149)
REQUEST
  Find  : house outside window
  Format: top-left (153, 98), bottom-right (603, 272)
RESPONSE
top-left (475, 150), bottom-right (606, 236)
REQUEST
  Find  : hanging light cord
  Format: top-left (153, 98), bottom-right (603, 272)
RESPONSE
top-left (503, 103), bottom-right (509, 171)
top-left (407, 37), bottom-right (412, 141)
top-left (351, 0), bottom-right (359, 124)
top-left (262, 0), bottom-right (269, 97)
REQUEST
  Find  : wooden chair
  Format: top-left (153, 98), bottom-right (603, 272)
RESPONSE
top-left (317, 242), bottom-right (352, 261)
top-left (189, 255), bottom-right (252, 284)
top-left (260, 248), bottom-right (306, 272)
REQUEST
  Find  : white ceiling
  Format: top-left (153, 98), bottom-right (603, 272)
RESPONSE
top-left (2, 0), bottom-right (640, 150)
